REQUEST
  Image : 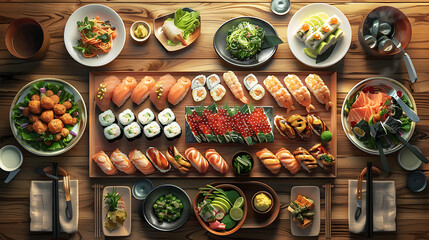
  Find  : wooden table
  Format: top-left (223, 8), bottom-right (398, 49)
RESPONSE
top-left (0, 1), bottom-right (428, 239)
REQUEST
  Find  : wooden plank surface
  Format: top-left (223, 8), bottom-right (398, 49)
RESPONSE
top-left (0, 1), bottom-right (429, 240)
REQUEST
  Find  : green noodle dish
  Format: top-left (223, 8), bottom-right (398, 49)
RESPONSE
top-left (226, 22), bottom-right (264, 60)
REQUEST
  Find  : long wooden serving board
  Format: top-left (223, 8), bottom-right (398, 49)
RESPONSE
top-left (89, 71), bottom-right (337, 178)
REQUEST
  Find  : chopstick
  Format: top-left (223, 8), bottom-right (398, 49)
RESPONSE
top-left (52, 162), bottom-right (60, 239)
top-left (93, 184), bottom-right (103, 238)
top-left (365, 162), bottom-right (373, 238)
top-left (324, 183), bottom-right (332, 239)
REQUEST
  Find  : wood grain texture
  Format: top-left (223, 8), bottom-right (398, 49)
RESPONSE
top-left (0, 1), bottom-right (429, 240)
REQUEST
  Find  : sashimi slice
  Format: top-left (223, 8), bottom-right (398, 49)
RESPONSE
top-left (112, 76), bottom-right (138, 107)
top-left (131, 76), bottom-right (156, 105)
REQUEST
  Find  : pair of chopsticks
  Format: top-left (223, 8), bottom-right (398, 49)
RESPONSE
top-left (52, 162), bottom-right (60, 239)
top-left (365, 162), bottom-right (373, 238)
top-left (324, 183), bottom-right (333, 239)
top-left (93, 184), bottom-right (103, 238)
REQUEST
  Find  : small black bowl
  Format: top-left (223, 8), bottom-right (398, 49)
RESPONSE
top-left (232, 151), bottom-right (254, 175)
top-left (213, 16), bottom-right (278, 68)
top-left (142, 184), bottom-right (191, 231)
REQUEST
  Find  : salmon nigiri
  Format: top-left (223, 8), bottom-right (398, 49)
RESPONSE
top-left (95, 76), bottom-right (121, 111)
top-left (92, 150), bottom-right (118, 175)
top-left (129, 149), bottom-right (155, 175)
top-left (275, 148), bottom-right (301, 175)
top-left (168, 76), bottom-right (191, 105)
top-left (131, 76), bottom-right (156, 105)
top-left (150, 74), bottom-right (177, 111)
top-left (112, 76), bottom-right (137, 107)
top-left (110, 148), bottom-right (137, 174)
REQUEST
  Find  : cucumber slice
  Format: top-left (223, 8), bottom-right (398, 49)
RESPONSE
top-left (304, 47), bottom-right (318, 59)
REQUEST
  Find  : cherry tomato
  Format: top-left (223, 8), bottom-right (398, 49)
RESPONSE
top-left (397, 90), bottom-right (402, 98)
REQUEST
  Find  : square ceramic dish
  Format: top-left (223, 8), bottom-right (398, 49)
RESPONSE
top-left (290, 186), bottom-right (320, 237)
top-left (102, 186), bottom-right (131, 237)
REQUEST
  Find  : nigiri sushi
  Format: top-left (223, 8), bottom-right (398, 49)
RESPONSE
top-left (146, 147), bottom-right (171, 173)
top-left (129, 149), bottom-right (155, 175)
top-left (305, 74), bottom-right (333, 110)
top-left (112, 76), bottom-right (138, 107)
top-left (205, 149), bottom-right (229, 174)
top-left (110, 148), bottom-right (137, 174)
top-left (92, 151), bottom-right (118, 175)
top-left (284, 74), bottom-right (315, 112)
top-left (275, 148), bottom-right (301, 175)
top-left (263, 75), bottom-right (295, 112)
top-left (185, 147), bottom-right (209, 173)
top-left (131, 76), bottom-right (156, 105)
top-left (162, 19), bottom-right (187, 46)
top-left (168, 76), bottom-right (191, 105)
top-left (95, 76), bottom-right (121, 111)
top-left (149, 74), bottom-right (177, 111)
top-left (223, 71), bottom-right (249, 104)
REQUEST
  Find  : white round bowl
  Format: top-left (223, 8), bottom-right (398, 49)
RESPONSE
top-left (130, 21), bottom-right (151, 42)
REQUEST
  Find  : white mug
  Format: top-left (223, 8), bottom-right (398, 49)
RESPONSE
top-left (0, 145), bottom-right (23, 183)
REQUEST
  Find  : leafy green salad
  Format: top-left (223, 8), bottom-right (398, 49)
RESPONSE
top-left (226, 22), bottom-right (264, 60)
top-left (167, 8), bottom-right (200, 46)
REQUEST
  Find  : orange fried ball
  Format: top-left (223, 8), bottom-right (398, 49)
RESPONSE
top-left (28, 100), bottom-right (42, 114)
top-left (33, 120), bottom-right (47, 134)
top-left (46, 90), bottom-right (54, 97)
top-left (48, 119), bottom-right (64, 134)
top-left (63, 101), bottom-right (72, 110)
top-left (31, 94), bottom-right (41, 101)
top-left (29, 114), bottom-right (39, 123)
top-left (54, 133), bottom-right (62, 141)
top-left (51, 95), bottom-right (60, 104)
top-left (41, 97), bottom-right (54, 110)
top-left (22, 107), bottom-right (31, 118)
top-left (40, 110), bottom-right (54, 123)
top-left (60, 128), bottom-right (70, 137)
top-left (59, 113), bottom-right (73, 125)
top-left (53, 104), bottom-right (66, 115)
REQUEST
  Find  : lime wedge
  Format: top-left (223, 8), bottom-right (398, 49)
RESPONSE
top-left (230, 207), bottom-right (243, 221)
top-left (233, 197), bottom-right (245, 208)
top-left (308, 19), bottom-right (321, 28)
top-left (317, 12), bottom-right (329, 21)
top-left (310, 15), bottom-right (324, 25)
top-left (304, 48), bottom-right (318, 59)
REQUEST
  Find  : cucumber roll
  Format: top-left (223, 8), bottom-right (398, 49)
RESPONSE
top-left (138, 108), bottom-right (155, 126)
top-left (98, 109), bottom-right (116, 127)
top-left (104, 123), bottom-right (122, 142)
top-left (158, 108), bottom-right (175, 126)
top-left (124, 122), bottom-right (142, 141)
top-left (144, 121), bottom-right (162, 140)
top-left (118, 109), bottom-right (135, 126)
top-left (163, 121), bottom-right (182, 141)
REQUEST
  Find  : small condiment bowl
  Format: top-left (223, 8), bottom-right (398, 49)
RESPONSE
top-left (130, 21), bottom-right (151, 42)
top-left (231, 151), bottom-right (254, 176)
top-left (132, 178), bottom-right (153, 200)
top-left (397, 146), bottom-right (422, 171)
top-left (251, 191), bottom-right (273, 214)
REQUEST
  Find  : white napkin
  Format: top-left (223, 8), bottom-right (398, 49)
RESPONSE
top-left (348, 180), bottom-right (396, 233)
top-left (30, 180), bottom-right (79, 233)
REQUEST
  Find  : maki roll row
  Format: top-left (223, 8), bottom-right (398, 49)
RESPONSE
top-left (243, 73), bottom-right (265, 101)
top-left (191, 74), bottom-right (226, 102)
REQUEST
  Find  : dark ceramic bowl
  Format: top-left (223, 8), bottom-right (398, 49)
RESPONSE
top-left (358, 6), bottom-right (411, 57)
top-left (213, 16), bottom-right (278, 68)
top-left (231, 151), bottom-right (254, 176)
top-left (142, 184), bottom-right (191, 231)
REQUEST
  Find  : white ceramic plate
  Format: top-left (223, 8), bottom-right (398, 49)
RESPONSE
top-left (287, 3), bottom-right (352, 68)
top-left (290, 186), bottom-right (320, 237)
top-left (102, 186), bottom-right (131, 237)
top-left (341, 77), bottom-right (416, 155)
top-left (64, 4), bottom-right (126, 67)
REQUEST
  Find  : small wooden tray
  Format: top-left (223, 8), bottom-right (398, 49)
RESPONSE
top-left (89, 71), bottom-right (337, 178)
top-left (153, 7), bottom-right (201, 51)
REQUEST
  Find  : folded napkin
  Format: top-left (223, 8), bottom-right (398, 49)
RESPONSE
top-left (348, 180), bottom-right (396, 233)
top-left (30, 180), bottom-right (79, 234)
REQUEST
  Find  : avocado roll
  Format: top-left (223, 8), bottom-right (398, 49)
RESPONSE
top-left (124, 122), bottom-right (142, 141)
top-left (138, 108), bottom-right (155, 126)
top-left (143, 121), bottom-right (162, 140)
top-left (118, 109), bottom-right (135, 126)
top-left (104, 123), bottom-right (122, 142)
top-left (158, 108), bottom-right (175, 126)
top-left (163, 121), bottom-right (182, 141)
top-left (98, 109), bottom-right (116, 127)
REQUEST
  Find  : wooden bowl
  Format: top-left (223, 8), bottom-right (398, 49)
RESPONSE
top-left (5, 18), bottom-right (50, 60)
top-left (193, 184), bottom-right (247, 236)
top-left (251, 191), bottom-right (274, 214)
top-left (231, 151), bottom-right (254, 176)
top-left (358, 6), bottom-right (411, 57)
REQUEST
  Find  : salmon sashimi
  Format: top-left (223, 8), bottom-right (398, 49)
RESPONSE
top-left (348, 91), bottom-right (391, 124)
top-left (263, 75), bottom-right (295, 113)
top-left (131, 76), bottom-right (156, 105)
top-left (112, 76), bottom-right (138, 107)
top-left (284, 74), bottom-right (315, 113)
top-left (222, 71), bottom-right (250, 104)
top-left (129, 149), bottom-right (155, 175)
top-left (168, 76), bottom-right (191, 105)
top-left (276, 148), bottom-right (301, 175)
top-left (95, 76), bottom-right (121, 111)
top-left (110, 148), bottom-right (137, 174)
top-left (150, 74), bottom-right (177, 111)
top-left (92, 151), bottom-right (118, 175)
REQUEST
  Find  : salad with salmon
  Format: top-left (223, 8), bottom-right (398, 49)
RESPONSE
top-left (344, 85), bottom-right (412, 149)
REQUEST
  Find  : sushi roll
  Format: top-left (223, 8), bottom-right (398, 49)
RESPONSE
top-left (138, 108), bottom-right (155, 126)
top-left (296, 23), bottom-right (314, 42)
top-left (320, 24), bottom-right (334, 38)
top-left (243, 73), bottom-right (258, 91)
top-left (104, 123), bottom-right (122, 142)
top-left (210, 84), bottom-right (226, 102)
top-left (143, 121), bottom-right (162, 140)
top-left (98, 109), bottom-right (116, 127)
top-left (305, 31), bottom-right (325, 50)
top-left (249, 84), bottom-right (265, 101)
top-left (118, 109), bottom-right (135, 126)
top-left (191, 75), bottom-right (206, 89)
top-left (123, 122), bottom-right (142, 141)
top-left (158, 108), bottom-right (175, 126)
top-left (163, 122), bottom-right (182, 140)
top-left (206, 74), bottom-right (221, 90)
top-left (326, 15), bottom-right (341, 29)
top-left (192, 87), bottom-right (207, 102)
